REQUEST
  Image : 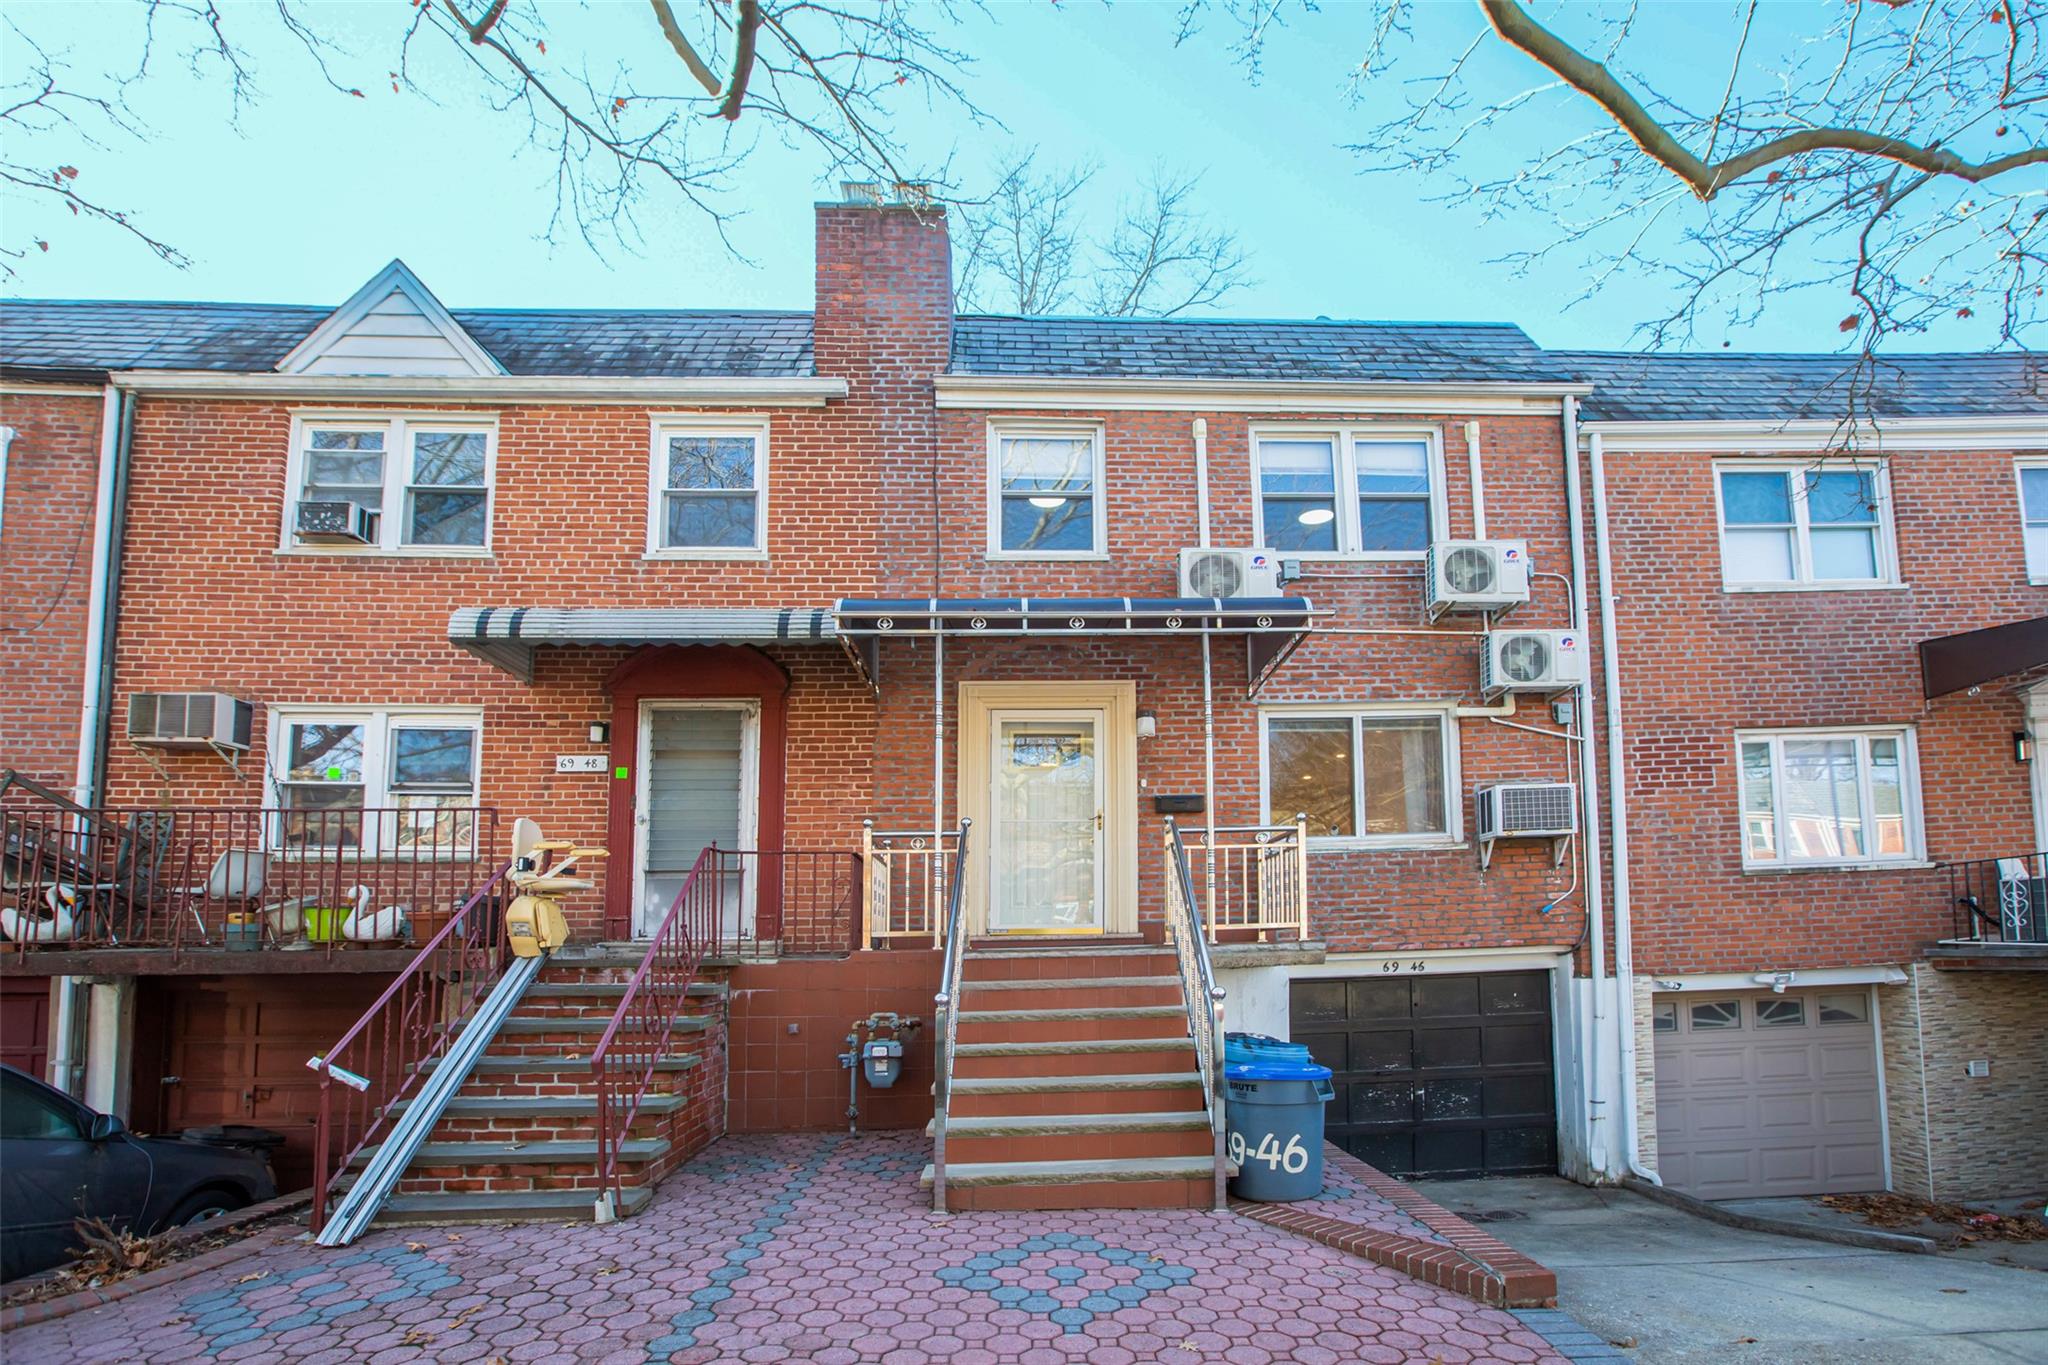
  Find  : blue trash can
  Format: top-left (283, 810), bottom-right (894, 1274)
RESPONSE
top-left (1223, 1032), bottom-right (1334, 1202)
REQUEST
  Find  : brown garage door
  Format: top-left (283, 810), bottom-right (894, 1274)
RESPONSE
top-left (1292, 971), bottom-right (1557, 1179)
top-left (1654, 989), bottom-right (1884, 1200)
top-left (1, 978), bottom-right (51, 1079)
top-left (143, 977), bottom-right (388, 1192)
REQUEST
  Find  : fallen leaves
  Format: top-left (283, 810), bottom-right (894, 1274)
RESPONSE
top-left (1817, 1192), bottom-right (2048, 1245)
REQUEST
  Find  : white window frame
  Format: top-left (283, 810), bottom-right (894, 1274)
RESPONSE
top-left (1257, 701), bottom-right (1462, 850)
top-left (1249, 425), bottom-right (1447, 561)
top-left (985, 420), bottom-right (1108, 560)
top-left (268, 705), bottom-right (484, 857)
top-left (646, 415), bottom-right (770, 560)
top-left (2014, 458), bottom-right (2048, 584)
top-left (1712, 458), bottom-right (1899, 591)
top-left (1734, 725), bottom-right (1924, 871)
top-left (281, 413), bottom-right (496, 556)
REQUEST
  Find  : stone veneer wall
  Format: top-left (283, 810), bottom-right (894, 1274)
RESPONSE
top-left (1879, 966), bottom-right (2048, 1202)
top-left (1631, 977), bottom-right (1659, 1174)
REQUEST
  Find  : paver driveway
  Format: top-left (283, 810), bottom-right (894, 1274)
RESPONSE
top-left (13, 1132), bottom-right (1566, 1364)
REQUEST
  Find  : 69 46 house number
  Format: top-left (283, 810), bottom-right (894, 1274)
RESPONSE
top-left (1380, 959), bottom-right (1429, 974)
top-left (1228, 1129), bottom-right (1312, 1175)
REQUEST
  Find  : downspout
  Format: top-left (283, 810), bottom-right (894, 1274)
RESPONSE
top-left (1194, 418), bottom-right (1218, 922)
top-left (1561, 397), bottom-right (1610, 1179)
top-left (75, 383), bottom-right (130, 807)
top-left (1464, 421), bottom-right (1487, 539)
top-left (932, 631), bottom-right (945, 945)
top-left (1589, 430), bottom-right (1658, 1185)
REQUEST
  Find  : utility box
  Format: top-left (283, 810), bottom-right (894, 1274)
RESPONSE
top-left (862, 1039), bottom-right (905, 1088)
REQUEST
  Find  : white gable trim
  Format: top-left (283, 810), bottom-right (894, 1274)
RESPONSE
top-left (277, 260), bottom-right (505, 378)
top-left (1584, 415), bottom-right (2048, 453)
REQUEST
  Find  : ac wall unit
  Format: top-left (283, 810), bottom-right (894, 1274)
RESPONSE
top-left (1426, 539), bottom-right (1530, 619)
top-left (1475, 780), bottom-right (1577, 870)
top-left (1481, 629), bottom-right (1588, 699)
top-left (295, 500), bottom-right (377, 545)
top-left (1178, 547), bottom-right (1283, 599)
top-left (128, 692), bottom-right (254, 751)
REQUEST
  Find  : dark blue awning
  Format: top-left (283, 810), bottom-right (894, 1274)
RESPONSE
top-left (831, 597), bottom-right (1321, 695)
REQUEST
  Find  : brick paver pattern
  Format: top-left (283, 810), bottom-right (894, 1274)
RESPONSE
top-left (15, 1132), bottom-right (1566, 1364)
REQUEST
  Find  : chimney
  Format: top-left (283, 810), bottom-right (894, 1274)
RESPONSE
top-left (812, 187), bottom-right (953, 391)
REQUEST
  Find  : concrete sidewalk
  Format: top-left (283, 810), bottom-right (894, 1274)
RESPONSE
top-left (1423, 1176), bottom-right (2048, 1364)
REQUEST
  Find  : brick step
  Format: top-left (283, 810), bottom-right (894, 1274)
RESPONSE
top-left (958, 977), bottom-right (1180, 1010)
top-left (952, 1042), bottom-right (1195, 1080)
top-left (944, 1071), bottom-right (1203, 1118)
top-left (354, 1137), bottom-right (669, 1168)
top-left (956, 1007), bottom-right (1186, 1045)
top-left (932, 1112), bottom-right (1212, 1164)
top-left (919, 1155), bottom-right (1221, 1211)
top-left (374, 1185), bottom-right (652, 1227)
top-left (961, 946), bottom-right (1176, 982)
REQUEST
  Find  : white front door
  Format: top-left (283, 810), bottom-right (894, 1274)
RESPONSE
top-left (634, 702), bottom-right (758, 940)
top-left (987, 709), bottom-right (1105, 934)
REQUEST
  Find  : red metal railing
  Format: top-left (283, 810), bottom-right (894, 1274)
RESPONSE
top-left (1, 802), bottom-right (495, 957)
top-left (592, 845), bottom-right (721, 1210)
top-left (709, 848), bottom-right (864, 957)
top-left (308, 861), bottom-right (515, 1233)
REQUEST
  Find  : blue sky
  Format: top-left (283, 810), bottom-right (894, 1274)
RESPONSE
top-left (1, 1), bottom-right (2031, 353)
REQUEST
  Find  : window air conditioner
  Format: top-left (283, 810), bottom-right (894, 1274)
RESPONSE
top-left (1425, 539), bottom-right (1531, 619)
top-left (1178, 547), bottom-right (1284, 599)
top-left (1480, 629), bottom-right (1588, 699)
top-left (1474, 780), bottom-right (1578, 870)
top-left (295, 500), bottom-right (377, 545)
top-left (127, 693), bottom-right (255, 751)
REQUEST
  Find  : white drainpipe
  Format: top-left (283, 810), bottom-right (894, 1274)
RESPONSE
top-left (1465, 421), bottom-right (1487, 539)
top-left (1588, 430), bottom-right (1658, 1185)
top-left (74, 383), bottom-right (123, 805)
top-left (1193, 418), bottom-right (1212, 549)
top-left (1194, 417), bottom-right (1218, 917)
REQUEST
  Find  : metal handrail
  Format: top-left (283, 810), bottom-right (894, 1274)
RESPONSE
top-left (591, 844), bottom-right (720, 1215)
top-left (928, 818), bottom-right (972, 1213)
top-left (1942, 850), bottom-right (2048, 945)
top-left (309, 859), bottom-right (513, 1234)
top-left (1164, 817), bottom-right (1228, 1210)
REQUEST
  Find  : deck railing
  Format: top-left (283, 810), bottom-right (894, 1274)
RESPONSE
top-left (927, 819), bottom-right (973, 1212)
top-left (308, 860), bottom-right (514, 1233)
top-left (1163, 818), bottom-right (1228, 1210)
top-left (592, 845), bottom-right (722, 1214)
top-left (1944, 852), bottom-right (2048, 946)
top-left (1183, 817), bottom-right (1309, 942)
top-left (862, 823), bottom-right (961, 949)
top-left (2, 802), bottom-right (495, 956)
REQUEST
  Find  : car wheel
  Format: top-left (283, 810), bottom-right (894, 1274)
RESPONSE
top-left (164, 1190), bottom-right (250, 1229)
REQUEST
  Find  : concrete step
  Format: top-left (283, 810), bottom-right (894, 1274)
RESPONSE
top-left (495, 1014), bottom-right (715, 1036)
top-left (961, 945), bottom-right (1176, 982)
top-left (944, 1070), bottom-right (1203, 1119)
top-left (420, 1052), bottom-right (703, 1076)
top-left (527, 980), bottom-right (726, 999)
top-left (388, 1093), bottom-right (683, 1119)
top-left (375, 1185), bottom-right (653, 1226)
top-left (953, 1043), bottom-right (1195, 1080)
top-left (919, 1155), bottom-right (1223, 1211)
top-left (927, 1110), bottom-right (1210, 1138)
top-left (953, 1036), bottom-right (1193, 1056)
top-left (355, 1137), bottom-right (668, 1168)
top-left (956, 1007), bottom-right (1187, 1046)
top-left (930, 1109), bottom-right (1213, 1164)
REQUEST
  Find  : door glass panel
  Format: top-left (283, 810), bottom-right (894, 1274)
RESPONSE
top-left (1689, 1000), bottom-right (1742, 1030)
top-left (1755, 997), bottom-right (1805, 1028)
top-left (991, 717), bottom-right (1100, 932)
top-left (641, 707), bottom-right (746, 938)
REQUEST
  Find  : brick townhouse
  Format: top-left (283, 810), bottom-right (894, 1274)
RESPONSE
top-left (0, 192), bottom-right (2040, 1229)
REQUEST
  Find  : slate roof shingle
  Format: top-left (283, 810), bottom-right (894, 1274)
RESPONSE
top-left (1561, 350), bottom-right (2048, 422)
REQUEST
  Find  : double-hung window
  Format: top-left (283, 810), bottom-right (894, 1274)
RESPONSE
top-left (650, 420), bottom-right (767, 556)
top-left (1254, 430), bottom-right (1440, 557)
top-left (1262, 707), bottom-right (1455, 846)
top-left (2016, 461), bottom-right (2048, 581)
top-left (1736, 727), bottom-right (1920, 869)
top-left (1715, 462), bottom-right (1893, 588)
top-left (289, 416), bottom-right (494, 553)
top-left (273, 708), bottom-right (482, 856)
top-left (988, 424), bottom-right (1104, 557)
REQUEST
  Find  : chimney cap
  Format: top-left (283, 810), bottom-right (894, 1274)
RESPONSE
top-left (837, 180), bottom-right (936, 209)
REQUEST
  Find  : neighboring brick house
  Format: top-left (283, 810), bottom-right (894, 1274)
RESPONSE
top-left (0, 193), bottom-right (2039, 1220)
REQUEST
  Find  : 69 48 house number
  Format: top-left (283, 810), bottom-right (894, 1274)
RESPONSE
top-left (1227, 1129), bottom-right (1311, 1175)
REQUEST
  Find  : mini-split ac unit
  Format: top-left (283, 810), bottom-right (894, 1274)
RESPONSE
top-left (1474, 780), bottom-right (1578, 870)
top-left (1178, 547), bottom-right (1283, 599)
top-left (128, 693), bottom-right (254, 751)
top-left (1481, 629), bottom-right (1588, 699)
top-left (1426, 539), bottom-right (1531, 619)
top-left (295, 500), bottom-right (377, 544)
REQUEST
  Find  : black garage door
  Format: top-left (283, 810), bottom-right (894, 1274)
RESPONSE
top-left (1291, 971), bottom-right (1557, 1178)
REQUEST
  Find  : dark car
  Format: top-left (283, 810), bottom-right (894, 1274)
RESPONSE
top-left (0, 1064), bottom-right (277, 1283)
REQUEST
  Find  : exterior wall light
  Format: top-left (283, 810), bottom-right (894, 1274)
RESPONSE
top-left (1136, 708), bottom-right (1158, 740)
top-left (2016, 730), bottom-right (2032, 764)
top-left (589, 721), bottom-right (612, 745)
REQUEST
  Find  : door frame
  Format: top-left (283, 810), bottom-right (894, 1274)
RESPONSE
top-left (631, 698), bottom-right (761, 940)
top-left (984, 706), bottom-right (1109, 935)
top-left (958, 681), bottom-right (1137, 937)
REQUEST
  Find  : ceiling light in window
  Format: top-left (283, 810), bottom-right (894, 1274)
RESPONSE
top-left (1298, 508), bottom-right (1335, 526)
top-left (1028, 496), bottom-right (1067, 509)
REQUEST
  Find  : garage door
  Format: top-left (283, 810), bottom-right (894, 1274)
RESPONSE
top-left (145, 977), bottom-right (388, 1192)
top-left (1, 978), bottom-right (51, 1079)
top-left (1292, 971), bottom-right (1557, 1179)
top-left (1654, 989), bottom-right (1883, 1200)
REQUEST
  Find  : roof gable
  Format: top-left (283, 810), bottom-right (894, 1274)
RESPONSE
top-left (275, 260), bottom-right (504, 377)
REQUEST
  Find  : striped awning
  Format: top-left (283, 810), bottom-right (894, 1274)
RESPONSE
top-left (448, 607), bottom-right (835, 681)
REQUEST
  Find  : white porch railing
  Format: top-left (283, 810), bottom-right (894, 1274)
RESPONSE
top-left (861, 823), bottom-right (961, 949)
top-left (1182, 818), bottom-right (1310, 942)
